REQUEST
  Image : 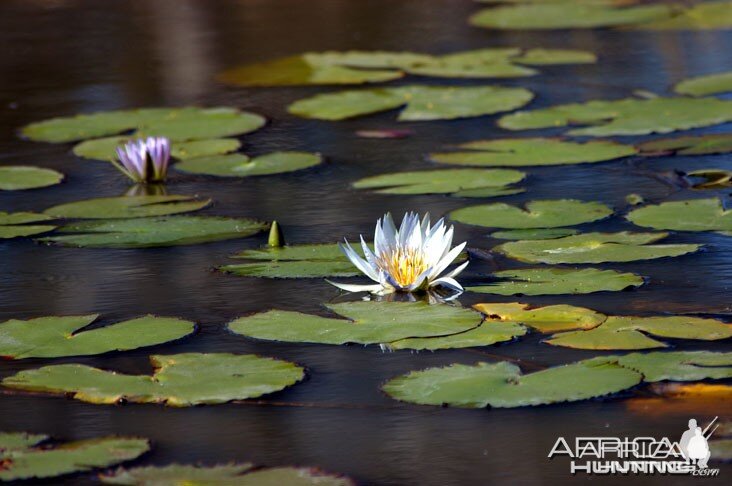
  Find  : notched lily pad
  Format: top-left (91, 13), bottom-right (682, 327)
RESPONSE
top-left (44, 195), bottom-right (210, 220)
top-left (627, 198), bottom-right (732, 232)
top-left (431, 138), bottom-right (636, 167)
top-left (0, 166), bottom-right (64, 191)
top-left (73, 136), bottom-right (241, 161)
top-left (491, 228), bottom-right (580, 240)
top-left (615, 351), bottom-right (732, 382)
top-left (0, 212), bottom-right (56, 239)
top-left (467, 267), bottom-right (644, 295)
top-left (352, 168), bottom-right (525, 197)
top-left (38, 216), bottom-right (268, 248)
top-left (0, 314), bottom-right (195, 359)
top-left (498, 97), bottom-right (732, 137)
top-left (450, 199), bottom-right (612, 229)
top-left (387, 321), bottom-right (527, 350)
top-left (288, 85), bottom-right (534, 121)
top-left (0, 433), bottom-right (149, 481)
top-left (175, 152), bottom-right (322, 177)
top-left (1, 353), bottom-right (305, 406)
top-left (474, 302), bottom-right (606, 333)
top-left (494, 231), bottom-right (700, 264)
top-left (637, 134), bottom-right (732, 156)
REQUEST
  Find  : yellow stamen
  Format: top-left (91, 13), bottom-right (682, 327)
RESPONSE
top-left (379, 247), bottom-right (429, 287)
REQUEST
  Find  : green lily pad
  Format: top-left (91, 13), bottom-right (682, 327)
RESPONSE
top-left (637, 134), bottom-right (732, 156)
top-left (44, 195), bottom-right (210, 220)
top-left (430, 138), bottom-right (636, 167)
top-left (473, 302), bottom-right (606, 333)
top-left (498, 97), bottom-right (732, 136)
top-left (383, 357), bottom-right (642, 408)
top-left (38, 216), bottom-right (268, 248)
top-left (494, 231), bottom-right (700, 264)
top-left (352, 168), bottom-right (525, 196)
top-left (0, 314), bottom-right (195, 359)
top-left (467, 267), bottom-right (644, 295)
top-left (2, 353), bottom-right (305, 407)
top-left (288, 85), bottom-right (534, 121)
top-left (0, 212), bottom-right (56, 239)
top-left (512, 48), bottom-right (597, 65)
top-left (21, 107), bottom-right (266, 143)
top-left (0, 166), bottom-right (64, 191)
top-left (387, 321), bottom-right (527, 350)
top-left (101, 464), bottom-right (353, 486)
top-left (175, 152), bottom-right (322, 177)
top-left (450, 199), bottom-right (612, 229)
top-left (401, 48), bottom-right (536, 78)
top-left (615, 351), bottom-right (732, 382)
top-left (547, 315), bottom-right (732, 350)
top-left (228, 301), bottom-right (482, 345)
top-left (627, 198), bottom-right (732, 232)
top-left (469, 3), bottom-right (673, 30)
top-left (632, 1), bottom-right (732, 30)
top-left (0, 433), bottom-right (149, 481)
top-left (675, 71), bottom-right (732, 97)
top-left (686, 169), bottom-right (732, 189)
top-left (73, 136), bottom-right (241, 161)
top-left (491, 228), bottom-right (580, 240)
top-left (232, 243), bottom-right (354, 261)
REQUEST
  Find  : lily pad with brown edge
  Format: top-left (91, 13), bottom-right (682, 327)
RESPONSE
top-left (0, 314), bottom-right (195, 359)
top-left (288, 85), bottom-right (534, 121)
top-left (228, 301), bottom-right (482, 346)
top-left (43, 195), bottom-right (210, 220)
top-left (430, 138), bottom-right (636, 167)
top-left (674, 71), bottom-right (732, 97)
top-left (494, 231), bottom-right (700, 264)
top-left (1, 353), bottom-right (305, 407)
top-left (498, 97), bottom-right (732, 137)
top-left (382, 356), bottom-right (642, 408)
top-left (615, 351), bottom-right (732, 382)
top-left (174, 152), bottom-right (322, 178)
top-left (0, 166), bottom-right (64, 191)
top-left (73, 136), bottom-right (242, 161)
top-left (467, 267), bottom-right (644, 295)
top-left (490, 228), bottom-right (580, 240)
top-left (450, 199), bottom-right (613, 229)
top-left (0, 433), bottom-right (149, 482)
top-left (547, 316), bottom-right (732, 350)
top-left (100, 464), bottom-right (354, 486)
top-left (630, 1), bottom-right (732, 30)
top-left (352, 168), bottom-right (525, 197)
top-left (0, 212), bottom-right (56, 239)
top-left (627, 198), bottom-right (732, 232)
top-left (38, 216), bottom-right (268, 249)
top-left (386, 320), bottom-right (527, 351)
top-left (636, 134), bottom-right (732, 156)
top-left (469, 3), bottom-right (673, 30)
top-left (21, 107), bottom-right (266, 144)
top-left (473, 302), bottom-right (606, 333)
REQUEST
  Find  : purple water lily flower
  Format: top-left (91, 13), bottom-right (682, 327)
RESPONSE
top-left (114, 137), bottom-right (171, 183)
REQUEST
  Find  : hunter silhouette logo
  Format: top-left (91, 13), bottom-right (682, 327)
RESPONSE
top-left (679, 416), bottom-right (718, 468)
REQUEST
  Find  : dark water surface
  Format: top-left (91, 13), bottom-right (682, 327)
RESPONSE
top-left (1, 0), bottom-right (731, 484)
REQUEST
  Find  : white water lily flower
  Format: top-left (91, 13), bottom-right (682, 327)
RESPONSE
top-left (328, 212), bottom-right (469, 295)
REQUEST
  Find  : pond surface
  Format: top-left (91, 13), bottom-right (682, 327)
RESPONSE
top-left (0, 0), bottom-right (731, 484)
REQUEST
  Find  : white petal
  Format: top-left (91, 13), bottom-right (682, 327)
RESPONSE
top-left (429, 241), bottom-right (466, 279)
top-left (442, 259), bottom-right (469, 280)
top-left (405, 266), bottom-right (432, 291)
top-left (429, 277), bottom-right (464, 292)
top-left (340, 241), bottom-right (380, 282)
top-left (326, 280), bottom-right (386, 293)
top-left (360, 235), bottom-right (379, 268)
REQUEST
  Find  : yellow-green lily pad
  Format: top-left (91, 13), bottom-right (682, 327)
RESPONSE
top-left (175, 152), bottom-right (322, 177)
top-left (631, 1), bottom-right (732, 30)
top-left (73, 136), bottom-right (241, 161)
top-left (0, 314), bottom-right (195, 359)
top-left (2, 353), bottom-right (305, 407)
top-left (0, 212), bottom-right (56, 239)
top-left (615, 351), bottom-right (732, 382)
top-left (473, 302), bottom-right (606, 333)
top-left (352, 168), bottom-right (525, 196)
top-left (387, 321), bottom-right (527, 350)
top-left (627, 198), bottom-right (732, 232)
top-left (430, 138), bottom-right (636, 167)
top-left (44, 195), bottom-right (210, 219)
top-left (675, 71), bottom-right (732, 97)
top-left (288, 85), bottom-right (534, 121)
top-left (498, 97), bottom-right (732, 136)
top-left (0, 166), bottom-right (64, 191)
top-left (637, 134), bottom-right (732, 156)
top-left (450, 199), bottom-right (612, 229)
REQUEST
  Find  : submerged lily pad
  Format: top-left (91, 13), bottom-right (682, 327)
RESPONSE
top-left (674, 71), bottom-right (732, 97)
top-left (0, 314), bottom-right (195, 359)
top-left (0, 433), bottom-right (149, 481)
top-left (73, 136), bottom-right (241, 161)
top-left (498, 97), bottom-right (732, 136)
top-left (632, 1), bottom-right (732, 30)
top-left (175, 152), bottom-right (322, 177)
top-left (101, 464), bottom-right (353, 486)
top-left (450, 199), bottom-right (612, 229)
top-left (467, 267), bottom-right (644, 295)
top-left (44, 195), bottom-right (210, 219)
top-left (229, 301), bottom-right (482, 345)
top-left (430, 138), bottom-right (635, 167)
top-left (627, 198), bottom-right (732, 232)
top-left (0, 166), bottom-right (64, 191)
top-left (352, 168), bottom-right (525, 197)
top-left (383, 357), bottom-right (642, 408)
top-left (288, 85), bottom-right (534, 121)
top-left (469, 3), bottom-right (673, 30)
top-left (0, 212), bottom-right (56, 239)
top-left (21, 107), bottom-right (266, 144)
top-left (2, 353), bottom-right (305, 407)
top-left (495, 231), bottom-right (699, 264)
top-left (473, 302), bottom-right (606, 333)
top-left (491, 228), bottom-right (580, 240)
top-left (39, 216), bottom-right (268, 248)
top-left (615, 351), bottom-right (732, 382)
top-left (637, 134), bottom-right (732, 156)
